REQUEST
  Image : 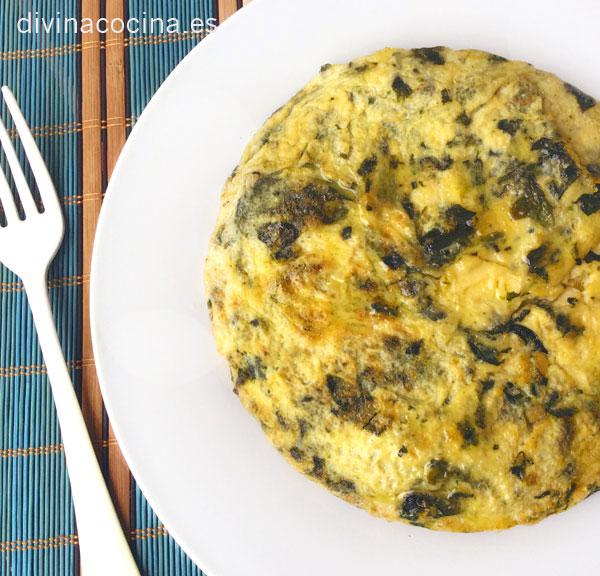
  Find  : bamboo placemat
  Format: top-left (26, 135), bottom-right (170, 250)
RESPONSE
top-left (0, 1), bottom-right (245, 574)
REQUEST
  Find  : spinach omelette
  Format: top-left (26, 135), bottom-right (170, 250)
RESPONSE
top-left (204, 47), bottom-right (600, 531)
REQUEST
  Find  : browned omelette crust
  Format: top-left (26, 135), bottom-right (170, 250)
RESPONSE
top-left (205, 47), bottom-right (600, 531)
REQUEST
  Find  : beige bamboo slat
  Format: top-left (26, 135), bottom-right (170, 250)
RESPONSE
top-left (80, 0), bottom-right (105, 469)
top-left (104, 0), bottom-right (132, 534)
top-left (219, 0), bottom-right (240, 21)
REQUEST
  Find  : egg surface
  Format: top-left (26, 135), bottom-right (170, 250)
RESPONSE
top-left (205, 47), bottom-right (600, 530)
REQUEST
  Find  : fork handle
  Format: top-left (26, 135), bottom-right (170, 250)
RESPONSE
top-left (24, 274), bottom-right (140, 576)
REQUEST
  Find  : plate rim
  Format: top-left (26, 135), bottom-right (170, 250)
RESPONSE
top-left (89, 3), bottom-right (264, 573)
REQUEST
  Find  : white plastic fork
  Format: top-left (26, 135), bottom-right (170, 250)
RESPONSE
top-left (0, 87), bottom-right (140, 575)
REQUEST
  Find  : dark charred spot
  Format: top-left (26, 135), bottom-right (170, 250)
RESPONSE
top-left (235, 174), bottom-right (281, 226)
top-left (425, 459), bottom-right (449, 484)
top-left (402, 197), bottom-right (416, 219)
top-left (320, 63), bottom-right (331, 73)
top-left (420, 204), bottom-right (476, 267)
top-left (370, 301), bottom-right (399, 316)
top-left (235, 356), bottom-right (266, 387)
top-left (513, 307), bottom-right (531, 323)
top-left (510, 451), bottom-right (532, 480)
top-left (289, 447), bottom-right (304, 461)
top-left (273, 245), bottom-right (297, 260)
top-left (564, 483), bottom-right (577, 504)
top-left (494, 322), bottom-right (548, 354)
top-left (420, 229), bottom-right (450, 255)
top-left (587, 163), bottom-right (600, 177)
top-left (327, 375), bottom-right (360, 411)
top-left (512, 324), bottom-right (547, 352)
top-left (419, 296), bottom-right (447, 321)
top-left (358, 278), bottom-right (377, 291)
top-left (503, 382), bottom-right (527, 405)
top-left (531, 138), bottom-right (579, 199)
top-left (328, 478), bottom-right (356, 494)
top-left (383, 335), bottom-right (401, 349)
top-left (501, 165), bottom-right (553, 226)
top-left (381, 250), bottom-right (405, 270)
top-left (362, 413), bottom-right (389, 436)
top-left (525, 244), bottom-right (549, 280)
top-left (577, 185), bottom-right (600, 215)
top-left (298, 419), bottom-right (309, 437)
top-left (587, 484), bottom-right (600, 498)
top-left (468, 336), bottom-right (502, 365)
top-left (482, 231), bottom-right (504, 252)
top-left (456, 112), bottom-right (471, 126)
top-left (458, 420), bottom-right (478, 446)
top-left (441, 88), bottom-right (452, 103)
top-left (325, 374), bottom-right (375, 426)
top-left (475, 379), bottom-right (494, 428)
top-left (564, 82), bottom-right (596, 112)
top-left (356, 368), bottom-right (379, 393)
top-left (406, 340), bottom-right (423, 356)
top-left (497, 118), bottom-right (522, 136)
top-left (398, 445), bottom-right (408, 456)
top-left (412, 47), bottom-right (446, 65)
top-left (276, 412), bottom-right (289, 429)
top-left (545, 390), bottom-right (577, 418)
top-left (237, 175), bottom-right (352, 238)
top-left (398, 277), bottom-right (422, 298)
top-left (555, 313), bottom-right (583, 336)
top-left (463, 158), bottom-right (485, 186)
top-left (419, 155), bottom-right (454, 171)
top-left (358, 155), bottom-right (378, 176)
top-left (529, 297), bottom-right (560, 316)
top-left (257, 221), bottom-right (299, 253)
top-left (282, 183), bottom-right (350, 225)
top-left (488, 53), bottom-right (508, 62)
top-left (341, 226), bottom-right (353, 240)
top-left (482, 378), bottom-right (495, 393)
top-left (584, 251), bottom-right (600, 263)
top-left (392, 75), bottom-right (413, 98)
top-left (311, 456), bottom-right (325, 477)
top-left (563, 462), bottom-right (576, 477)
top-left (400, 492), bottom-right (460, 523)
top-left (447, 204), bottom-right (476, 226)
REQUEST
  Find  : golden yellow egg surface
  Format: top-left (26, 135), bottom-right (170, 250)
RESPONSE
top-left (205, 47), bottom-right (600, 530)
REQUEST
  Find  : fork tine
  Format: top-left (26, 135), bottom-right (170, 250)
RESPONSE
top-left (1, 87), bottom-right (59, 213)
top-left (0, 163), bottom-right (19, 223)
top-left (0, 100), bottom-right (38, 217)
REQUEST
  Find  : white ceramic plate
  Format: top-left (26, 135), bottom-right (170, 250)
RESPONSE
top-left (91, 1), bottom-right (600, 574)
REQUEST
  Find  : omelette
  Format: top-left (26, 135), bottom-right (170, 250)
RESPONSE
top-left (204, 47), bottom-right (600, 531)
